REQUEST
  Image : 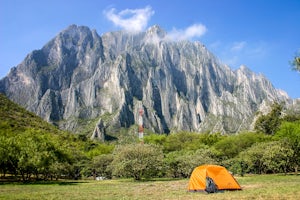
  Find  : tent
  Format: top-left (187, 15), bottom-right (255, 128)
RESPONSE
top-left (188, 164), bottom-right (241, 193)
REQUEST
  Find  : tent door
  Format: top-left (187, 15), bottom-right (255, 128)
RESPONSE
top-left (205, 177), bottom-right (218, 193)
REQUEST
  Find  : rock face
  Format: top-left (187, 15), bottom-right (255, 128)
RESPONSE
top-left (0, 25), bottom-right (290, 135)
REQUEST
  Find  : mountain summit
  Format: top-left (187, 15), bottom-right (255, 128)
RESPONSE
top-left (0, 25), bottom-right (290, 136)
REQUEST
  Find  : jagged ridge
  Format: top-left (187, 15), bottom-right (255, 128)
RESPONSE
top-left (0, 25), bottom-right (290, 136)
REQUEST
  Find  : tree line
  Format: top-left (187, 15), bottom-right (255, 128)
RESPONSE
top-left (1, 102), bottom-right (299, 181)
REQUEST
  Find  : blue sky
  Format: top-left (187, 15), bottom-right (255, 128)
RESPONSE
top-left (1, 0), bottom-right (299, 98)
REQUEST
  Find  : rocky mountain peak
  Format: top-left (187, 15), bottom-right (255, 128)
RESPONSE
top-left (146, 25), bottom-right (167, 38)
top-left (63, 24), bottom-right (91, 34)
top-left (0, 24), bottom-right (292, 137)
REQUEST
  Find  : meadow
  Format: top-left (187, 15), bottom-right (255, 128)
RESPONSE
top-left (0, 174), bottom-right (299, 200)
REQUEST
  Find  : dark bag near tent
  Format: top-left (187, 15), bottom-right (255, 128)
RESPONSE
top-left (205, 177), bottom-right (218, 193)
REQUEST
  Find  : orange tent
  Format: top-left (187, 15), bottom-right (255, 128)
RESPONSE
top-left (188, 165), bottom-right (241, 193)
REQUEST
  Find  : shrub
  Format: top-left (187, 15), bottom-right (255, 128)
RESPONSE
top-left (109, 144), bottom-right (164, 180)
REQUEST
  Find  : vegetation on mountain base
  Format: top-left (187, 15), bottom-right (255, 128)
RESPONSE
top-left (1, 93), bottom-right (299, 182)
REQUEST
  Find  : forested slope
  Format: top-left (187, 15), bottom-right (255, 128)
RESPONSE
top-left (1, 93), bottom-right (299, 182)
top-left (0, 93), bottom-right (87, 181)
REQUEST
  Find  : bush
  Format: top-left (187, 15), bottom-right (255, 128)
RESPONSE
top-left (164, 148), bottom-right (217, 178)
top-left (238, 140), bottom-right (294, 174)
top-left (90, 154), bottom-right (114, 179)
top-left (274, 121), bottom-right (300, 173)
top-left (109, 144), bottom-right (164, 180)
top-left (213, 132), bottom-right (269, 159)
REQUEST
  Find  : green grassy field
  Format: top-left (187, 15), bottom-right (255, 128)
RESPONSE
top-left (0, 174), bottom-right (299, 200)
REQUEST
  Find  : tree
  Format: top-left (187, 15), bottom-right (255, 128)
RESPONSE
top-left (162, 131), bottom-right (199, 152)
top-left (90, 154), bottom-right (113, 179)
top-left (213, 132), bottom-right (269, 159)
top-left (0, 127), bottom-right (82, 181)
top-left (85, 143), bottom-right (114, 158)
top-left (254, 102), bottom-right (283, 135)
top-left (164, 148), bottom-right (216, 178)
top-left (275, 121), bottom-right (300, 174)
top-left (161, 131), bottom-right (222, 153)
top-left (238, 141), bottom-right (294, 174)
top-left (110, 144), bottom-right (164, 180)
top-left (15, 129), bottom-right (73, 181)
top-left (0, 133), bottom-right (19, 178)
top-left (144, 134), bottom-right (167, 146)
top-left (261, 141), bottom-right (294, 174)
top-left (291, 51), bottom-right (300, 72)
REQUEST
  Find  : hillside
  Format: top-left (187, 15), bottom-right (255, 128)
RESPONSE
top-left (0, 93), bottom-right (63, 134)
top-left (0, 93), bottom-right (90, 181)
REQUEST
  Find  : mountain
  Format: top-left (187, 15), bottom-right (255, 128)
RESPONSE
top-left (0, 25), bottom-right (291, 137)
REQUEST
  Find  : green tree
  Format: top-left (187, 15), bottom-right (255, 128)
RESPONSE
top-left (162, 131), bottom-right (222, 153)
top-left (254, 102), bottom-right (283, 135)
top-left (239, 141), bottom-right (294, 174)
top-left (144, 134), bottom-right (167, 146)
top-left (198, 132), bottom-right (223, 146)
top-left (85, 143), bottom-right (115, 158)
top-left (110, 144), bottom-right (164, 180)
top-left (163, 131), bottom-right (199, 152)
top-left (0, 131), bottom-right (19, 178)
top-left (164, 148), bottom-right (216, 178)
top-left (14, 129), bottom-right (73, 181)
top-left (84, 154), bottom-right (114, 179)
top-left (261, 141), bottom-right (294, 174)
top-left (0, 127), bottom-right (82, 181)
top-left (291, 51), bottom-right (300, 72)
top-left (213, 132), bottom-right (269, 159)
top-left (275, 121), bottom-right (300, 174)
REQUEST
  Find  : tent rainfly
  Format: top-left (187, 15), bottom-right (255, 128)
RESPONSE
top-left (188, 164), bottom-right (241, 193)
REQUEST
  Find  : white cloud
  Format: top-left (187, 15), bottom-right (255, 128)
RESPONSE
top-left (104, 6), bottom-right (154, 32)
top-left (167, 24), bottom-right (207, 41)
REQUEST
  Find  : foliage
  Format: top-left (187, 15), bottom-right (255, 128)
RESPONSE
top-left (0, 94), bottom-right (87, 181)
top-left (164, 148), bottom-right (217, 178)
top-left (197, 132), bottom-right (223, 146)
top-left (274, 121), bottom-right (300, 173)
top-left (85, 143), bottom-right (115, 158)
top-left (0, 93), bottom-right (62, 134)
top-left (0, 128), bottom-right (81, 181)
top-left (159, 131), bottom-right (222, 153)
top-left (87, 154), bottom-right (114, 179)
top-left (2, 93), bottom-right (300, 181)
top-left (109, 144), bottom-right (164, 180)
top-left (162, 131), bottom-right (199, 152)
top-left (291, 51), bottom-right (300, 72)
top-left (144, 134), bottom-right (167, 146)
top-left (213, 132), bottom-right (270, 159)
top-left (238, 140), bottom-right (294, 174)
top-left (254, 102), bottom-right (283, 135)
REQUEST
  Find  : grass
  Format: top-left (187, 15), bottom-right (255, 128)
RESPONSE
top-left (0, 174), bottom-right (299, 200)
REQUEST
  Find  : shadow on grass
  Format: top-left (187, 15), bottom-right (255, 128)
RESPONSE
top-left (0, 179), bottom-right (87, 185)
top-left (141, 178), bottom-right (186, 182)
top-left (116, 177), bottom-right (186, 183)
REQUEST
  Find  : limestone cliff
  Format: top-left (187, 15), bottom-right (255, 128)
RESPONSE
top-left (0, 25), bottom-right (290, 136)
